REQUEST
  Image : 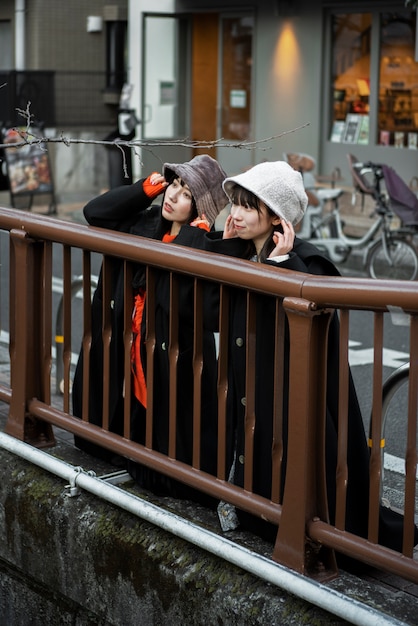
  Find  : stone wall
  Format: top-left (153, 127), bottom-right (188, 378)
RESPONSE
top-left (0, 445), bottom-right (345, 626)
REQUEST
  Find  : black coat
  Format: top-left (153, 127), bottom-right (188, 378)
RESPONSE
top-left (204, 233), bottom-right (415, 554)
top-left (72, 181), bottom-right (218, 503)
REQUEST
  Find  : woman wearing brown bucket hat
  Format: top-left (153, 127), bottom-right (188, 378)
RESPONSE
top-left (72, 154), bottom-right (228, 503)
top-left (204, 159), bottom-right (417, 567)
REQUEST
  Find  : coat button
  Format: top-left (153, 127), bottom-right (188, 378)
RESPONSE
top-left (238, 454), bottom-right (245, 464)
top-left (161, 342), bottom-right (166, 350)
top-left (235, 337), bottom-right (244, 347)
top-left (110, 299), bottom-right (115, 309)
top-left (241, 397), bottom-right (246, 406)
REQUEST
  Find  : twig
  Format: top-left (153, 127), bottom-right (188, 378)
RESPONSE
top-left (0, 123), bottom-right (310, 153)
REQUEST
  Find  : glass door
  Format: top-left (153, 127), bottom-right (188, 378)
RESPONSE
top-left (141, 14), bottom-right (191, 173)
top-left (141, 12), bottom-right (255, 178)
top-left (217, 14), bottom-right (254, 175)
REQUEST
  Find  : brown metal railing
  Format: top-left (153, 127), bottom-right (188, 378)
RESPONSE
top-left (0, 207), bottom-right (417, 584)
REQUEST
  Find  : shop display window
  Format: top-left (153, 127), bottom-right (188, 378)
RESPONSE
top-left (378, 12), bottom-right (418, 149)
top-left (330, 13), bottom-right (371, 145)
top-left (329, 10), bottom-right (418, 149)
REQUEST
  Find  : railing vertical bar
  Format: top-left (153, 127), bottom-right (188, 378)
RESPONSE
top-left (168, 273), bottom-right (179, 459)
top-left (192, 279), bottom-right (203, 469)
top-left (6, 230), bottom-right (54, 445)
top-left (81, 251), bottom-right (92, 422)
top-left (369, 312), bottom-right (384, 544)
top-left (243, 292), bottom-right (257, 492)
top-left (123, 260), bottom-right (133, 439)
top-left (404, 314), bottom-right (418, 555)
top-left (6, 230), bottom-right (31, 439)
top-left (62, 245), bottom-right (72, 413)
top-left (145, 267), bottom-right (156, 449)
top-left (217, 285), bottom-right (229, 481)
top-left (335, 309), bottom-right (349, 530)
top-left (274, 298), bottom-right (336, 579)
top-left (101, 255), bottom-right (112, 431)
top-left (41, 241), bottom-right (53, 405)
top-left (271, 299), bottom-right (285, 504)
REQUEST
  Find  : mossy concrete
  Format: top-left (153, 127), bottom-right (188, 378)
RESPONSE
top-left (0, 442), bottom-right (416, 625)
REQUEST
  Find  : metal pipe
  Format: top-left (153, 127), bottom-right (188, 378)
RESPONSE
top-left (0, 431), bottom-right (407, 626)
top-left (15, 0), bottom-right (25, 70)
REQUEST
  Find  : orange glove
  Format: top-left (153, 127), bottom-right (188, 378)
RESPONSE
top-left (143, 172), bottom-right (167, 199)
top-left (190, 214), bottom-right (210, 231)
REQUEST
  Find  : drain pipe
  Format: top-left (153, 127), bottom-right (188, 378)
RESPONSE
top-left (15, 0), bottom-right (26, 70)
top-left (0, 431), bottom-right (406, 626)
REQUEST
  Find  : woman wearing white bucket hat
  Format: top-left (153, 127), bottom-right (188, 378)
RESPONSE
top-left (205, 160), bottom-right (416, 566)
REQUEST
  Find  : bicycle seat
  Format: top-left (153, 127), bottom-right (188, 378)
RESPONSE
top-left (316, 188), bottom-right (343, 202)
top-left (283, 152), bottom-right (316, 173)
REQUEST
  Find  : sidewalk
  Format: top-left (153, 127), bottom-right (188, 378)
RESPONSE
top-left (0, 190), bottom-right (88, 221)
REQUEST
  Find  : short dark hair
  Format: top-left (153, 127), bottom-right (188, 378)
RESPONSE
top-left (228, 182), bottom-right (277, 219)
top-left (165, 174), bottom-right (198, 221)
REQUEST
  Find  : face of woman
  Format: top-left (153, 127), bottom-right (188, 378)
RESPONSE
top-left (229, 200), bottom-right (280, 253)
top-left (162, 178), bottom-right (194, 233)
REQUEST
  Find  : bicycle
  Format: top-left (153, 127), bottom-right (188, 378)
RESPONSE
top-left (299, 157), bottom-right (418, 280)
top-left (368, 310), bottom-right (414, 496)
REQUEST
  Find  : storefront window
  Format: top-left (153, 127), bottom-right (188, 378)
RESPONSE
top-left (329, 9), bottom-right (418, 149)
top-left (378, 12), bottom-right (418, 148)
top-left (330, 13), bottom-right (371, 144)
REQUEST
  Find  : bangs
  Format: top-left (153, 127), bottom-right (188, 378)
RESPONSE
top-left (229, 184), bottom-right (261, 211)
top-left (167, 173), bottom-right (189, 190)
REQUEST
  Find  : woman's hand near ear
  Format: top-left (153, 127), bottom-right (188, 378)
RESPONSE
top-left (269, 220), bottom-right (295, 258)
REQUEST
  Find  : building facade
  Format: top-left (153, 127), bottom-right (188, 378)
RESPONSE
top-left (0, 0), bottom-right (417, 199)
top-left (0, 0), bottom-right (128, 200)
top-left (130, 0), bottom-right (418, 191)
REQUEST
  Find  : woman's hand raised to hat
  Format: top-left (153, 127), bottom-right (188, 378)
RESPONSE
top-left (223, 214), bottom-right (238, 240)
top-left (269, 220), bottom-right (295, 259)
top-left (143, 172), bottom-right (168, 199)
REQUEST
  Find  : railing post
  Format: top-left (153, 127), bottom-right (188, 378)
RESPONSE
top-left (5, 229), bottom-right (55, 446)
top-left (273, 297), bottom-right (337, 580)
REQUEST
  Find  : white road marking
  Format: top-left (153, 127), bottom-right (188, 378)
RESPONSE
top-left (349, 347), bottom-right (409, 368)
top-left (384, 452), bottom-right (418, 480)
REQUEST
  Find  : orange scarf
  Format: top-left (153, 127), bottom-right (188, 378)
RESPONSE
top-left (131, 231), bottom-right (177, 407)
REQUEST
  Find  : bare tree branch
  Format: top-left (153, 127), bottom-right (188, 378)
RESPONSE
top-left (0, 123), bottom-right (311, 154)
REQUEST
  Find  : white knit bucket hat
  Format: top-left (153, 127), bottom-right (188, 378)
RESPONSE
top-left (222, 161), bottom-right (308, 226)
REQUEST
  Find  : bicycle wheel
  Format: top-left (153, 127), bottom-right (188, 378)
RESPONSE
top-left (368, 363), bottom-right (410, 497)
top-left (367, 236), bottom-right (418, 280)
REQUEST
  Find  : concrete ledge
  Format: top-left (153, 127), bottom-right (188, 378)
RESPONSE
top-left (1, 439), bottom-right (417, 625)
top-left (0, 446), bottom-right (356, 625)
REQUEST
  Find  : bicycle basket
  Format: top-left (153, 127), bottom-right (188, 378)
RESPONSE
top-left (381, 164), bottom-right (418, 227)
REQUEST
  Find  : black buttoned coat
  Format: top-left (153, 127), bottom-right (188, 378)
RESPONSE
top-left (72, 181), bottom-right (218, 503)
top-left (204, 233), bottom-right (414, 553)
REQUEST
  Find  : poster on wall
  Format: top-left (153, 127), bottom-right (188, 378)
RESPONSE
top-left (330, 120), bottom-right (345, 143)
top-left (342, 114), bottom-right (361, 144)
top-left (357, 115), bottom-right (369, 145)
top-left (1, 126), bottom-right (54, 203)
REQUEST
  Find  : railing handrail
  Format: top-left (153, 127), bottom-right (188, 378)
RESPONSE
top-left (0, 207), bottom-right (417, 313)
